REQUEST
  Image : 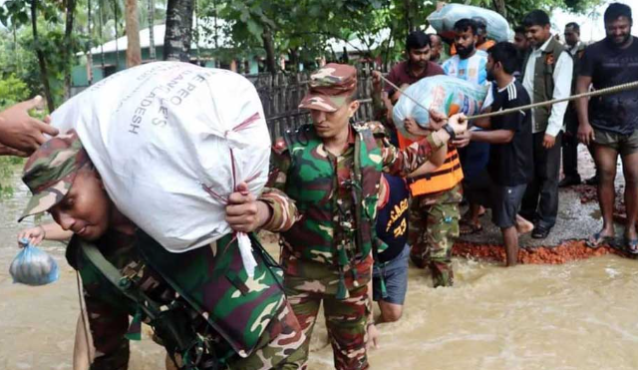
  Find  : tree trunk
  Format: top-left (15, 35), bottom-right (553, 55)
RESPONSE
top-left (147, 0), bottom-right (156, 60)
top-left (64, 0), bottom-right (77, 100)
top-left (492, 0), bottom-right (507, 18)
top-left (163, 0), bottom-right (194, 61)
top-left (262, 26), bottom-right (277, 75)
top-left (114, 0), bottom-right (120, 69)
top-left (31, 0), bottom-right (55, 111)
top-left (125, 0), bottom-right (142, 67)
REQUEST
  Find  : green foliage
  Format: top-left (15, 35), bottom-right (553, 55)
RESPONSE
top-left (0, 75), bottom-right (30, 109)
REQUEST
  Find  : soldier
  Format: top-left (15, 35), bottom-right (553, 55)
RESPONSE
top-left (18, 130), bottom-right (306, 370)
top-left (225, 63), bottom-right (467, 369)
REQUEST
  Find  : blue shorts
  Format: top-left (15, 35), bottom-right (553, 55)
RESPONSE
top-left (373, 245), bottom-right (409, 305)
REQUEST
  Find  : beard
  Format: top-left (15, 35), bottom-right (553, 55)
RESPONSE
top-left (487, 69), bottom-right (496, 82)
top-left (608, 32), bottom-right (631, 46)
top-left (457, 44), bottom-right (475, 58)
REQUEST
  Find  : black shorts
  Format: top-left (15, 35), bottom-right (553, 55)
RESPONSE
top-left (491, 184), bottom-right (527, 229)
top-left (461, 171), bottom-right (527, 228)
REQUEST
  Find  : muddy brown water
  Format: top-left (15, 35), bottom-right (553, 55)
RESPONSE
top-left (2, 168), bottom-right (638, 370)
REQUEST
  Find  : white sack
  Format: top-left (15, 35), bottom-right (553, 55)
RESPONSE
top-left (52, 62), bottom-right (271, 253)
top-left (427, 4), bottom-right (513, 42)
top-left (392, 75), bottom-right (488, 140)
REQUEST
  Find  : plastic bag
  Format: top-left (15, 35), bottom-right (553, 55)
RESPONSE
top-left (9, 239), bottom-right (59, 286)
top-left (51, 62), bottom-right (270, 255)
top-left (427, 4), bottom-right (513, 42)
top-left (392, 75), bottom-right (489, 140)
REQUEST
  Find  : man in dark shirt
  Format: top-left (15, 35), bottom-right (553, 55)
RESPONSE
top-left (453, 42), bottom-right (533, 266)
top-left (577, 3), bottom-right (638, 253)
top-left (373, 173), bottom-right (410, 322)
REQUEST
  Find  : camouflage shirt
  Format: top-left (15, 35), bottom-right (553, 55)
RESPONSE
top-left (260, 122), bottom-right (444, 296)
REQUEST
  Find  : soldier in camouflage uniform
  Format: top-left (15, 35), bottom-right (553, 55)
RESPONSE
top-left (225, 63), bottom-right (468, 369)
top-left (19, 131), bottom-right (306, 370)
top-left (371, 72), bottom-right (463, 288)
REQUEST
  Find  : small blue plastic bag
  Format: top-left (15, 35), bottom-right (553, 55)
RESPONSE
top-left (9, 238), bottom-right (59, 286)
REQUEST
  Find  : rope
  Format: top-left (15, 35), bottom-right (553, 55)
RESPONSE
top-left (469, 80), bottom-right (638, 120)
top-left (378, 74), bottom-right (638, 121)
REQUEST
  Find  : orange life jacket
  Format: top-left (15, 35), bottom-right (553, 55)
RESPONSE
top-left (398, 131), bottom-right (464, 196)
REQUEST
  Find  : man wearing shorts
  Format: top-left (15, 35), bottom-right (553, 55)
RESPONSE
top-left (454, 42), bottom-right (533, 266)
top-left (576, 3), bottom-right (638, 253)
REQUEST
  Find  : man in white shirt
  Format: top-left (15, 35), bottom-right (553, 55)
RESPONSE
top-left (519, 9), bottom-right (574, 239)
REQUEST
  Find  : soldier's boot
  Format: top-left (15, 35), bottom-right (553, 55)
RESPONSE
top-left (430, 259), bottom-right (454, 288)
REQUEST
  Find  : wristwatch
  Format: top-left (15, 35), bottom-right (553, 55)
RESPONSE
top-left (442, 123), bottom-right (456, 140)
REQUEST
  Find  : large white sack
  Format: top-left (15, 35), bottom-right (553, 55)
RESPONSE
top-left (392, 75), bottom-right (488, 140)
top-left (52, 62), bottom-right (271, 253)
top-left (427, 4), bottom-right (513, 42)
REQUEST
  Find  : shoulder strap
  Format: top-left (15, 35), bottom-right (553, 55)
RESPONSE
top-left (81, 240), bottom-right (161, 320)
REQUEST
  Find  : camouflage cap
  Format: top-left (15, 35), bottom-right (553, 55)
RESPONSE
top-left (299, 63), bottom-right (358, 112)
top-left (19, 129), bottom-right (90, 221)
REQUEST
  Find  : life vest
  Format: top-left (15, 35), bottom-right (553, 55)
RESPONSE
top-left (397, 131), bottom-right (463, 196)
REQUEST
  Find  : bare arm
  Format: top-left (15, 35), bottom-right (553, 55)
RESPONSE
top-left (18, 222), bottom-right (74, 245)
top-left (576, 75), bottom-right (594, 145)
top-left (468, 129), bottom-right (515, 144)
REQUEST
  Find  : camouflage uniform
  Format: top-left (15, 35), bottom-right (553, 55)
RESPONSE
top-left (371, 80), bottom-right (462, 288)
top-left (259, 64), bottom-right (449, 369)
top-left (19, 131), bottom-right (306, 370)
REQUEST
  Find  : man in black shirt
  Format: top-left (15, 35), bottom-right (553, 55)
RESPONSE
top-left (453, 42), bottom-right (534, 266)
top-left (577, 3), bottom-right (638, 253)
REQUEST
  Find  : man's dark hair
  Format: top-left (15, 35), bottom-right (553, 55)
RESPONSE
top-left (604, 3), bottom-right (632, 24)
top-left (473, 17), bottom-right (487, 35)
top-left (565, 22), bottom-right (580, 33)
top-left (487, 42), bottom-right (519, 75)
top-left (453, 18), bottom-right (479, 35)
top-left (406, 30), bottom-right (431, 51)
top-left (522, 10), bottom-right (551, 27)
top-left (514, 25), bottom-right (526, 35)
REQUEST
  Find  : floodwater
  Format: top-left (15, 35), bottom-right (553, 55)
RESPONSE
top-left (2, 167), bottom-right (638, 370)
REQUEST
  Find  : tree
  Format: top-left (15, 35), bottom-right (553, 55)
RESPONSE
top-left (164, 0), bottom-right (194, 61)
top-left (125, 0), bottom-right (142, 66)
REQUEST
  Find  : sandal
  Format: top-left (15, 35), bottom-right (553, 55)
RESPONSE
top-left (625, 238), bottom-right (638, 255)
top-left (586, 232), bottom-right (614, 249)
top-left (460, 223), bottom-right (483, 235)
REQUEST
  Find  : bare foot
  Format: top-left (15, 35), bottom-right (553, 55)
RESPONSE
top-left (516, 215), bottom-right (534, 235)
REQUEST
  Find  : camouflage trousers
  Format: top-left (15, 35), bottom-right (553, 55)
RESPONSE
top-left (408, 200), bottom-right (460, 287)
top-left (277, 281), bottom-right (371, 370)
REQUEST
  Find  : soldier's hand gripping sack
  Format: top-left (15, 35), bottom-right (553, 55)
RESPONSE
top-left (392, 75), bottom-right (488, 140)
top-left (51, 62), bottom-right (270, 252)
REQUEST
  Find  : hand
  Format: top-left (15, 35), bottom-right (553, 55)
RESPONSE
top-left (542, 134), bottom-right (556, 149)
top-left (577, 122), bottom-right (595, 146)
top-left (371, 71), bottom-right (383, 93)
top-left (366, 323), bottom-right (380, 351)
top-left (17, 226), bottom-right (46, 246)
top-left (447, 113), bottom-right (468, 135)
top-left (0, 96), bottom-right (58, 154)
top-left (404, 117), bottom-right (428, 137)
top-left (226, 182), bottom-right (270, 233)
top-left (451, 130), bottom-right (471, 148)
top-left (428, 109), bottom-right (447, 131)
top-left (0, 142), bottom-right (29, 157)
